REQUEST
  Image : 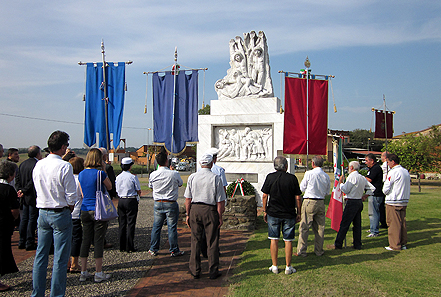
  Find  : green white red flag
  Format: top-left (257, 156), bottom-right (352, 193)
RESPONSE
top-left (326, 137), bottom-right (344, 231)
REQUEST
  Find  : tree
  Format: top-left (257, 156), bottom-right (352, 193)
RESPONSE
top-left (198, 104), bottom-right (210, 115)
top-left (347, 129), bottom-right (384, 151)
top-left (386, 125), bottom-right (441, 192)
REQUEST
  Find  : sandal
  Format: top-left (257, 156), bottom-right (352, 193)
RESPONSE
top-left (69, 266), bottom-right (81, 273)
top-left (0, 283), bottom-right (10, 292)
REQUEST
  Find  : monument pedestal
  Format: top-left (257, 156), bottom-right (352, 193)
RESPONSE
top-left (198, 97), bottom-right (293, 205)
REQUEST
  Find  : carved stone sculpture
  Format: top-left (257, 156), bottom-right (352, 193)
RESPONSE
top-left (215, 126), bottom-right (272, 161)
top-left (215, 31), bottom-right (274, 100)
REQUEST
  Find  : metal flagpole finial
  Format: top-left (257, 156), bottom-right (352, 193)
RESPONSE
top-left (101, 40), bottom-right (105, 54)
top-left (174, 47), bottom-right (177, 63)
top-left (304, 56), bottom-right (311, 69)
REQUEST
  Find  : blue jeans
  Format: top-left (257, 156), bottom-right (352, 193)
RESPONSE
top-left (19, 203), bottom-right (39, 247)
top-left (368, 196), bottom-right (383, 235)
top-left (32, 208), bottom-right (72, 297)
top-left (267, 215), bottom-right (296, 241)
top-left (149, 201), bottom-right (180, 253)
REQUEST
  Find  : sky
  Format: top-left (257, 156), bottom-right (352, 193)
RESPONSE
top-left (1, 0), bottom-right (440, 149)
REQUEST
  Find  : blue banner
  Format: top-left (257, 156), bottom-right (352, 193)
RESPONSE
top-left (152, 70), bottom-right (198, 154)
top-left (84, 62), bottom-right (125, 149)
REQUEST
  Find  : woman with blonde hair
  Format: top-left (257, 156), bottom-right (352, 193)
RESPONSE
top-left (78, 148), bottom-right (113, 282)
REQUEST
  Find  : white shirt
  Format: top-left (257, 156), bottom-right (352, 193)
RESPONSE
top-left (33, 154), bottom-right (78, 208)
top-left (148, 166), bottom-right (183, 201)
top-left (211, 163), bottom-right (228, 187)
top-left (116, 171), bottom-right (141, 201)
top-left (381, 161), bottom-right (389, 182)
top-left (300, 167), bottom-right (331, 199)
top-left (340, 170), bottom-right (375, 199)
top-left (71, 175), bottom-right (83, 219)
top-left (184, 168), bottom-right (226, 205)
top-left (383, 164), bottom-right (410, 206)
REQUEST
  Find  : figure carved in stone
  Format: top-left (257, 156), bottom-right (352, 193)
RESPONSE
top-left (214, 31), bottom-right (274, 100)
top-left (216, 126), bottom-right (272, 161)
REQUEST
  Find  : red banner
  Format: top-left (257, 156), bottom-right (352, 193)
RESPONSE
top-left (374, 110), bottom-right (393, 139)
top-left (283, 77), bottom-right (328, 155)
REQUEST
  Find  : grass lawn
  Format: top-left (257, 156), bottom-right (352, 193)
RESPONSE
top-left (228, 179), bottom-right (441, 297)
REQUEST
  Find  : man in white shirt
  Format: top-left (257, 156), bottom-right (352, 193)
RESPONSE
top-left (296, 156), bottom-right (330, 257)
top-left (31, 131), bottom-right (78, 297)
top-left (148, 152), bottom-right (184, 257)
top-left (383, 153), bottom-right (410, 251)
top-left (332, 161), bottom-right (375, 250)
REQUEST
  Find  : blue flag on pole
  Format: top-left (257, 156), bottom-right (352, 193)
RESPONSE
top-left (84, 62), bottom-right (125, 149)
top-left (152, 70), bottom-right (198, 154)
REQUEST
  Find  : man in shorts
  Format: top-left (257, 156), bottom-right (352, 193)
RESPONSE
top-left (262, 156), bottom-right (302, 275)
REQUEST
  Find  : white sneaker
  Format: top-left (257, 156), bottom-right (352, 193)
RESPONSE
top-left (366, 233), bottom-right (379, 238)
top-left (268, 265), bottom-right (278, 274)
top-left (401, 245), bottom-right (407, 250)
top-left (79, 271), bottom-right (92, 282)
top-left (94, 272), bottom-right (111, 283)
top-left (285, 266), bottom-right (296, 275)
top-left (384, 246), bottom-right (395, 251)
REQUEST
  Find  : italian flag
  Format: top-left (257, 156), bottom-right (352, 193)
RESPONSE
top-left (326, 137), bottom-right (344, 232)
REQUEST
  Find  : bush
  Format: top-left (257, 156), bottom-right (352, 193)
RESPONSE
top-left (226, 179), bottom-right (256, 197)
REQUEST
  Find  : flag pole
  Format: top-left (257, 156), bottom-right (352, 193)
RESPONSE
top-left (101, 40), bottom-right (111, 151)
top-left (305, 57), bottom-right (311, 170)
top-left (171, 47), bottom-right (178, 156)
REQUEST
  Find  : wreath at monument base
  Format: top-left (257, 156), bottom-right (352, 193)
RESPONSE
top-left (226, 178), bottom-right (256, 198)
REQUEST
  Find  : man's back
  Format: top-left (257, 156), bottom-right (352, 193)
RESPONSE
top-left (185, 168), bottom-right (225, 205)
top-left (300, 167), bottom-right (330, 198)
top-left (149, 166), bottom-right (183, 200)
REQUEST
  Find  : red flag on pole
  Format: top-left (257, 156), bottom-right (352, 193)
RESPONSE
top-left (326, 137), bottom-right (344, 231)
top-left (283, 77), bottom-right (328, 155)
top-left (374, 110), bottom-right (393, 139)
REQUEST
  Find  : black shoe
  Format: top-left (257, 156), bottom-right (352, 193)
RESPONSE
top-left (209, 272), bottom-right (222, 280)
top-left (190, 272), bottom-right (200, 279)
top-left (18, 244), bottom-right (26, 249)
top-left (26, 244), bottom-right (37, 251)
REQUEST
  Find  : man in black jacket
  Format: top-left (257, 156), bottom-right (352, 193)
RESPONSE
top-left (16, 145), bottom-right (42, 250)
top-left (365, 153), bottom-right (385, 238)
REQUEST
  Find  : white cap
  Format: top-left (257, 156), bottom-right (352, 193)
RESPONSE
top-left (205, 147), bottom-right (219, 156)
top-left (199, 153), bottom-right (213, 166)
top-left (121, 157), bottom-right (134, 165)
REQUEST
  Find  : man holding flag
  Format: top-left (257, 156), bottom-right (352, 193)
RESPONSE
top-left (330, 161), bottom-right (375, 250)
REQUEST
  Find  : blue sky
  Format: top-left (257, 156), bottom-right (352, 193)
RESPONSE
top-left (1, 0), bottom-right (440, 149)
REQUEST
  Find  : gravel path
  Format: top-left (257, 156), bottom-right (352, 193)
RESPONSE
top-left (2, 193), bottom-right (185, 297)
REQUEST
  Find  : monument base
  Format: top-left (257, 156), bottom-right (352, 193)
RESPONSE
top-left (198, 97), bottom-right (293, 206)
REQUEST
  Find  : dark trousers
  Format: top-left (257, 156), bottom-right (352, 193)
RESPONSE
top-left (19, 203), bottom-right (39, 247)
top-left (189, 204), bottom-right (220, 277)
top-left (335, 199), bottom-right (363, 249)
top-left (118, 198), bottom-right (138, 252)
top-left (71, 219), bottom-right (82, 257)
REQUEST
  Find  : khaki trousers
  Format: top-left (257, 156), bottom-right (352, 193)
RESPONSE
top-left (297, 199), bottom-right (325, 256)
top-left (386, 204), bottom-right (407, 250)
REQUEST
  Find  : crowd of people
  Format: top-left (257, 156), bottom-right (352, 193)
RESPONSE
top-left (261, 152), bottom-right (410, 275)
top-left (0, 133), bottom-right (412, 293)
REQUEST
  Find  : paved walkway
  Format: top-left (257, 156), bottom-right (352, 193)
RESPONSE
top-left (126, 228), bottom-right (249, 297)
top-left (10, 195), bottom-right (251, 296)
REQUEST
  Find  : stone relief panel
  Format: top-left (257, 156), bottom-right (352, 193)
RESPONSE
top-left (213, 126), bottom-right (273, 162)
top-left (214, 31), bottom-right (274, 100)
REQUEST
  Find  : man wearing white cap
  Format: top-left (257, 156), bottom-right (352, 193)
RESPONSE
top-left (116, 157), bottom-right (141, 253)
top-left (184, 153), bottom-right (226, 279)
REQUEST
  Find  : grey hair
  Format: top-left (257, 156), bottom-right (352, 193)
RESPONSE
top-left (349, 161), bottom-right (360, 171)
top-left (312, 155), bottom-right (324, 167)
top-left (274, 156), bottom-right (287, 171)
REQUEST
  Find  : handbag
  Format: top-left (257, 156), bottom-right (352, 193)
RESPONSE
top-left (95, 170), bottom-right (118, 221)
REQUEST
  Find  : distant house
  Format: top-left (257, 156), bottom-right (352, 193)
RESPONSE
top-left (128, 145), bottom-right (197, 165)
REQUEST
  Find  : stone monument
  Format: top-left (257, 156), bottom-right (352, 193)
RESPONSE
top-left (198, 31), bottom-right (294, 205)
